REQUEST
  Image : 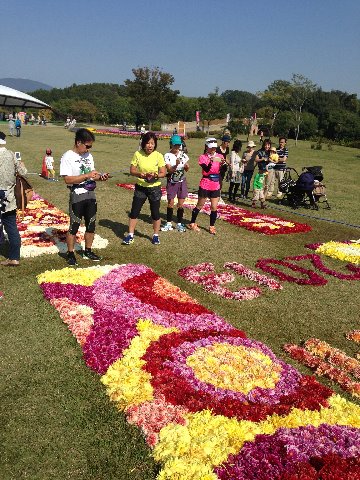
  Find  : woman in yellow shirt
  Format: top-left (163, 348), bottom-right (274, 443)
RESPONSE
top-left (123, 132), bottom-right (166, 245)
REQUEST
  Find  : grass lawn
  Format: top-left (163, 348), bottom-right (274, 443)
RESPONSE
top-left (1, 124), bottom-right (359, 479)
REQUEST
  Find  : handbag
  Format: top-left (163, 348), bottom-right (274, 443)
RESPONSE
top-left (14, 174), bottom-right (34, 216)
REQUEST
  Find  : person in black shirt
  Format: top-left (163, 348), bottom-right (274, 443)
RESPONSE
top-left (216, 134), bottom-right (231, 191)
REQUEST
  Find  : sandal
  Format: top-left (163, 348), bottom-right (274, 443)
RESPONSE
top-left (188, 223), bottom-right (200, 232)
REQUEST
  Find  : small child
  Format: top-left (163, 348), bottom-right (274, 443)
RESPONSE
top-left (269, 146), bottom-right (279, 164)
top-left (161, 135), bottom-right (189, 232)
top-left (252, 160), bottom-right (267, 209)
top-left (44, 148), bottom-right (56, 181)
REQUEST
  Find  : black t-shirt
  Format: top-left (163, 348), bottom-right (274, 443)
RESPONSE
top-left (216, 145), bottom-right (229, 159)
top-left (216, 145), bottom-right (229, 178)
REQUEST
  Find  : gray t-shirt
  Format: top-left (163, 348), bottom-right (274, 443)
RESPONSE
top-left (242, 151), bottom-right (257, 171)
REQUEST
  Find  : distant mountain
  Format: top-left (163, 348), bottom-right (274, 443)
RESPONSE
top-left (0, 78), bottom-right (53, 93)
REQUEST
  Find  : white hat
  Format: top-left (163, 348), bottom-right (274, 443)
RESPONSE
top-left (247, 140), bottom-right (256, 148)
top-left (0, 132), bottom-right (6, 145)
top-left (205, 137), bottom-right (217, 148)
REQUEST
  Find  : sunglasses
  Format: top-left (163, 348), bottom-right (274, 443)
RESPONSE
top-left (83, 144), bottom-right (92, 149)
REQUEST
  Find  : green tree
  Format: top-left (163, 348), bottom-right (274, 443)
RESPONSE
top-left (221, 90), bottom-right (261, 118)
top-left (258, 79), bottom-right (292, 135)
top-left (260, 75), bottom-right (317, 144)
top-left (199, 88), bottom-right (227, 134)
top-left (124, 67), bottom-right (179, 129)
top-left (288, 74), bottom-right (317, 144)
top-left (52, 98), bottom-right (98, 122)
top-left (167, 96), bottom-right (200, 122)
top-left (273, 111), bottom-right (295, 138)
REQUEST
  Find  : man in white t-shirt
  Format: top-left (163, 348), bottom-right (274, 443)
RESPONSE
top-left (161, 134), bottom-right (189, 232)
top-left (60, 128), bottom-right (109, 266)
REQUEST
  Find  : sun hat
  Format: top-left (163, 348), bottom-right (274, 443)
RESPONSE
top-left (247, 140), bottom-right (256, 148)
top-left (170, 134), bottom-right (182, 146)
top-left (0, 131), bottom-right (6, 145)
top-left (205, 137), bottom-right (217, 148)
top-left (221, 134), bottom-right (231, 142)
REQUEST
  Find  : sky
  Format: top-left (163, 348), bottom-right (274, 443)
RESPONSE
top-left (3, 0), bottom-right (360, 97)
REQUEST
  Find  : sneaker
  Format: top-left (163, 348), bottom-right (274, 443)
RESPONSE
top-left (261, 203), bottom-right (267, 209)
top-left (67, 251), bottom-right (78, 266)
top-left (152, 235), bottom-right (161, 245)
top-left (188, 223), bottom-right (200, 232)
top-left (82, 249), bottom-right (101, 261)
top-left (209, 226), bottom-right (216, 235)
top-left (251, 202), bottom-right (257, 208)
top-left (123, 234), bottom-right (134, 245)
top-left (176, 223), bottom-right (186, 232)
top-left (161, 222), bottom-right (173, 232)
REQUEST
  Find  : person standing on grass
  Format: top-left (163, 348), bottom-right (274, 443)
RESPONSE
top-left (161, 134), bottom-right (189, 233)
top-left (252, 139), bottom-right (271, 209)
top-left (15, 117), bottom-right (21, 137)
top-left (216, 134), bottom-right (231, 191)
top-left (0, 131), bottom-right (27, 266)
top-left (274, 137), bottom-right (288, 198)
top-left (227, 139), bottom-right (243, 203)
top-left (122, 132), bottom-right (166, 246)
top-left (8, 117), bottom-right (15, 136)
top-left (60, 128), bottom-right (109, 266)
top-left (45, 148), bottom-right (57, 181)
top-left (189, 137), bottom-right (225, 235)
top-left (240, 140), bottom-right (257, 198)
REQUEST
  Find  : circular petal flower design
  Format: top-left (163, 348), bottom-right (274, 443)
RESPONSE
top-left (143, 329), bottom-right (332, 422)
top-left (215, 424), bottom-right (360, 480)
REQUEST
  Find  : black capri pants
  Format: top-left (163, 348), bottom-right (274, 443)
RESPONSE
top-left (129, 184), bottom-right (161, 221)
top-left (69, 196), bottom-right (97, 234)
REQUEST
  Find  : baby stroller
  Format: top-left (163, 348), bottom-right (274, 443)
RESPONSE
top-left (312, 178), bottom-right (331, 209)
top-left (278, 167), bottom-right (299, 204)
top-left (279, 166), bottom-right (330, 210)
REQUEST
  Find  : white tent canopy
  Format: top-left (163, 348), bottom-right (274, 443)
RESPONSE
top-left (0, 84), bottom-right (50, 109)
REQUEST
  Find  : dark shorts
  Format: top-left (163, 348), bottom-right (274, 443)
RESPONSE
top-left (129, 184), bottom-right (162, 220)
top-left (69, 197), bottom-right (97, 234)
top-left (198, 187), bottom-right (221, 199)
top-left (166, 179), bottom-right (189, 200)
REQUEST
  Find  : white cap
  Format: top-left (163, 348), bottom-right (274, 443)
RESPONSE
top-left (205, 137), bottom-right (217, 148)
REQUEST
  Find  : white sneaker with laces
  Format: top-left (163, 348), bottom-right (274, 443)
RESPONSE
top-left (176, 223), bottom-right (186, 232)
top-left (161, 222), bottom-right (173, 231)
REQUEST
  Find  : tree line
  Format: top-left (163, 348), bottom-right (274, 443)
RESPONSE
top-left (30, 67), bottom-right (360, 144)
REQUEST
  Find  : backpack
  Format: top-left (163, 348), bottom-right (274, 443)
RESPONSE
top-left (15, 119), bottom-right (21, 128)
top-left (14, 174), bottom-right (34, 217)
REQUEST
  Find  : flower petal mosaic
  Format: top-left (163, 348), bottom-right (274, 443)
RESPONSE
top-left (117, 183), bottom-right (312, 235)
top-left (37, 263), bottom-right (360, 479)
top-left (306, 239), bottom-right (360, 265)
top-left (16, 194), bottom-right (108, 257)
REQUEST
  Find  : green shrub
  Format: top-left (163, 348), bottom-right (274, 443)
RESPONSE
top-left (187, 131), bottom-right (207, 139)
top-left (209, 130), bottom-right (223, 137)
top-left (347, 140), bottom-right (360, 149)
top-left (311, 138), bottom-right (323, 150)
